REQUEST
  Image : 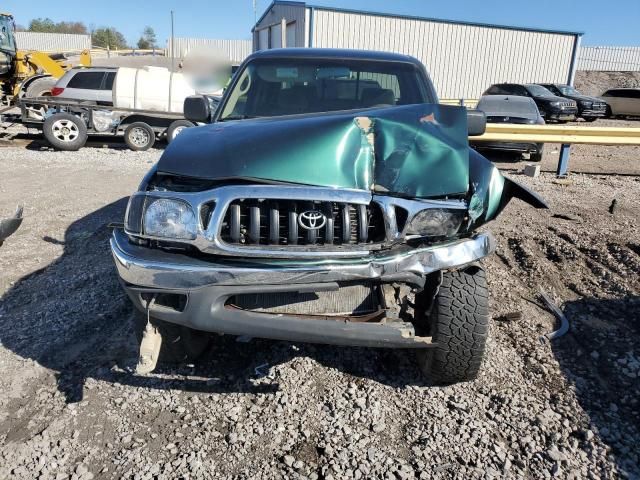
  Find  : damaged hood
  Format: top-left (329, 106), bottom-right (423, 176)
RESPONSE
top-left (158, 104), bottom-right (470, 198)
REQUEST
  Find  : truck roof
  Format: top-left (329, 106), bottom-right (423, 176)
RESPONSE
top-left (246, 48), bottom-right (424, 67)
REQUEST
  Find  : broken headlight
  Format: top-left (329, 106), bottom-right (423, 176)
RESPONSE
top-left (406, 209), bottom-right (464, 238)
top-left (143, 198), bottom-right (197, 240)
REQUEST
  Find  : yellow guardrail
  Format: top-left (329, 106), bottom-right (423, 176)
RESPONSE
top-left (474, 123), bottom-right (640, 146)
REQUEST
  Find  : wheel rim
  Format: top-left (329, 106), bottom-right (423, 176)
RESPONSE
top-left (171, 126), bottom-right (186, 140)
top-left (130, 127), bottom-right (150, 147)
top-left (52, 119), bottom-right (79, 142)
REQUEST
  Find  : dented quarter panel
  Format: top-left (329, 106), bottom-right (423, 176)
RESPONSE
top-left (158, 104), bottom-right (470, 198)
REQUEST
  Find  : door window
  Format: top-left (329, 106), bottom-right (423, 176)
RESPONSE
top-left (102, 72), bottom-right (116, 90)
top-left (67, 71), bottom-right (105, 90)
top-left (506, 85), bottom-right (529, 96)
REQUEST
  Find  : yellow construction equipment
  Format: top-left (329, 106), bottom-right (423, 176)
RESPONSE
top-left (0, 12), bottom-right (91, 105)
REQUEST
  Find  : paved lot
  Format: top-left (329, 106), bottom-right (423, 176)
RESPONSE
top-left (0, 133), bottom-right (639, 479)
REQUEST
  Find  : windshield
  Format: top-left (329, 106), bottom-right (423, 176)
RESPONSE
top-left (559, 85), bottom-right (580, 96)
top-left (477, 96), bottom-right (539, 118)
top-left (526, 84), bottom-right (556, 97)
top-left (0, 16), bottom-right (16, 52)
top-left (219, 58), bottom-right (428, 121)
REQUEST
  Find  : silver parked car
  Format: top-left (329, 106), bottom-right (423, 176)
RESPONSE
top-left (472, 95), bottom-right (545, 161)
top-left (601, 88), bottom-right (640, 118)
top-left (51, 67), bottom-right (117, 105)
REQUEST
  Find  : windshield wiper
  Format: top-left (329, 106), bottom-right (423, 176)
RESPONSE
top-left (219, 115), bottom-right (257, 122)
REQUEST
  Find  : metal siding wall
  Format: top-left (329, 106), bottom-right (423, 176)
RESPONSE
top-left (578, 46), bottom-right (640, 71)
top-left (254, 4), bottom-right (306, 49)
top-left (167, 38), bottom-right (252, 63)
top-left (15, 32), bottom-right (91, 52)
top-left (311, 9), bottom-right (576, 99)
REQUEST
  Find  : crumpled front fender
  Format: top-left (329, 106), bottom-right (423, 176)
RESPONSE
top-left (466, 149), bottom-right (548, 230)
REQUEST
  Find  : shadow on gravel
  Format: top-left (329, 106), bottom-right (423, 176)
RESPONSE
top-left (551, 295), bottom-right (640, 476)
top-left (0, 200), bottom-right (423, 405)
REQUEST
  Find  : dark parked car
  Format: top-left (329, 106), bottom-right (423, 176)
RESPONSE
top-left (112, 49), bottom-right (547, 384)
top-left (539, 83), bottom-right (607, 121)
top-left (472, 95), bottom-right (545, 161)
top-left (483, 83), bottom-right (577, 121)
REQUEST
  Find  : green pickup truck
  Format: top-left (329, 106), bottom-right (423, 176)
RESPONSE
top-left (111, 48), bottom-right (547, 384)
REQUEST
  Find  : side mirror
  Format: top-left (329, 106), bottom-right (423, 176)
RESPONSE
top-left (184, 95), bottom-right (211, 123)
top-left (467, 109), bottom-right (486, 136)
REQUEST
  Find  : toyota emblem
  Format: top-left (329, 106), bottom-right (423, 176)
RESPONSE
top-left (298, 210), bottom-right (326, 230)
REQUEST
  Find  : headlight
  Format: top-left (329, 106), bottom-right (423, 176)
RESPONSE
top-left (406, 209), bottom-right (464, 238)
top-left (143, 198), bottom-right (197, 240)
top-left (581, 101), bottom-right (592, 108)
top-left (550, 101), bottom-right (561, 107)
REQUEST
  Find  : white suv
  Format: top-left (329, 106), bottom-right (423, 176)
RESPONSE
top-left (51, 67), bottom-right (117, 105)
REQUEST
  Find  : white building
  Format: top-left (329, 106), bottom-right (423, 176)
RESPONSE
top-left (252, 1), bottom-right (583, 100)
top-left (15, 32), bottom-right (91, 52)
top-left (166, 38), bottom-right (252, 64)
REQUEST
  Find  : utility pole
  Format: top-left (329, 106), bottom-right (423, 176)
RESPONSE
top-left (170, 10), bottom-right (175, 72)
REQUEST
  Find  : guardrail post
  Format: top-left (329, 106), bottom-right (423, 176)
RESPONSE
top-left (556, 144), bottom-right (571, 178)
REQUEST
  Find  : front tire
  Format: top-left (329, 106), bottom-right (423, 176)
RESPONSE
top-left (24, 76), bottom-right (56, 98)
top-left (43, 113), bottom-right (88, 151)
top-left (133, 311), bottom-right (211, 364)
top-left (530, 144), bottom-right (544, 162)
top-left (416, 266), bottom-right (490, 384)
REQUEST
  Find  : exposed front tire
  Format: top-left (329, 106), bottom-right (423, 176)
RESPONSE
top-left (133, 310), bottom-right (212, 364)
top-left (416, 266), bottom-right (490, 384)
top-left (124, 122), bottom-right (156, 151)
top-left (166, 120), bottom-right (194, 143)
top-left (43, 113), bottom-right (88, 151)
top-left (584, 117), bottom-right (598, 123)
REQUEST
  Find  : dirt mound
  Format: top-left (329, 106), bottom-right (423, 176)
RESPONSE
top-left (575, 70), bottom-right (640, 96)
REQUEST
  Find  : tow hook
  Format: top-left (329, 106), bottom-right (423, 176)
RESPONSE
top-left (136, 294), bottom-right (162, 374)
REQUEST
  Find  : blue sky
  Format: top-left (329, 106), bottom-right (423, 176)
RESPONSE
top-left (6, 0), bottom-right (639, 46)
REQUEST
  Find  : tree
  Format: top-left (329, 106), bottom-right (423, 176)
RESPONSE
top-left (92, 27), bottom-right (128, 50)
top-left (28, 18), bottom-right (56, 33)
top-left (28, 17), bottom-right (88, 34)
top-left (136, 26), bottom-right (156, 50)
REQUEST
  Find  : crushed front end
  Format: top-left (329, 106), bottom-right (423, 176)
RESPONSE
top-left (111, 103), bottom-right (546, 352)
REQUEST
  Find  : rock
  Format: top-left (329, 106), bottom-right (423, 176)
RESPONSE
top-left (372, 422), bottom-right (385, 433)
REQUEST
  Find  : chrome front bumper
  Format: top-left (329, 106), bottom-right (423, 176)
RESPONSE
top-left (110, 229), bottom-right (495, 348)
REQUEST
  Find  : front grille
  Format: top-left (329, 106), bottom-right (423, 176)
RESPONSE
top-left (228, 282), bottom-right (380, 316)
top-left (560, 102), bottom-right (576, 109)
top-left (220, 199), bottom-right (386, 246)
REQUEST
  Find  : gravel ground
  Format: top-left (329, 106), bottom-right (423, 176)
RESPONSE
top-left (0, 138), bottom-right (639, 479)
